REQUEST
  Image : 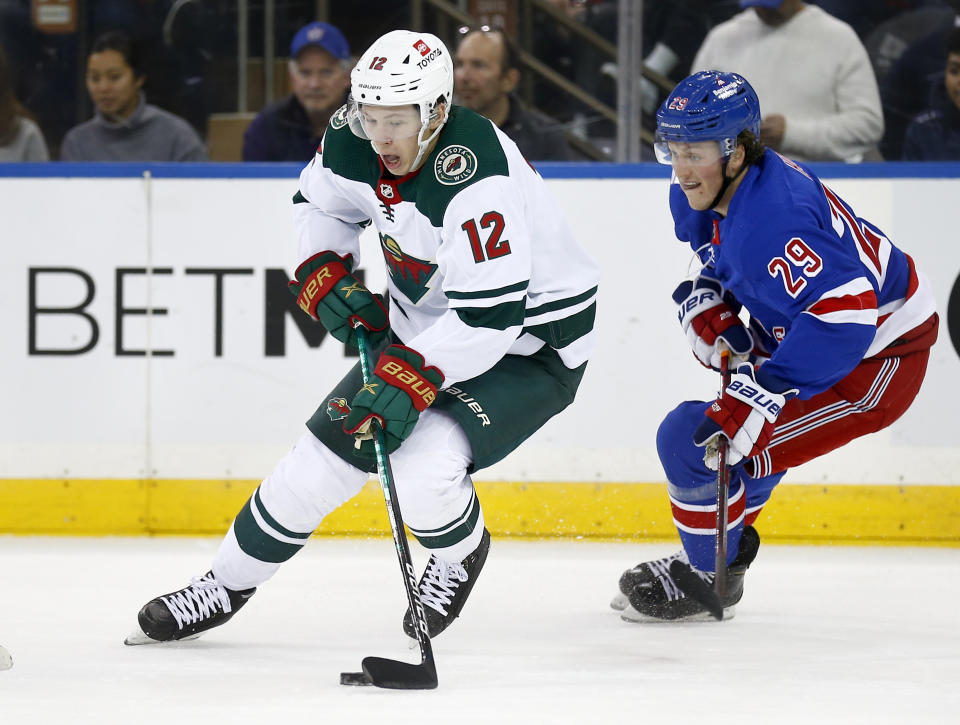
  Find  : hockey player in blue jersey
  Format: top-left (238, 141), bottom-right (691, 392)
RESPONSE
top-left (612, 70), bottom-right (938, 622)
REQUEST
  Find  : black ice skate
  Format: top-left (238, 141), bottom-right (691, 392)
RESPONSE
top-left (124, 571), bottom-right (256, 645)
top-left (402, 528), bottom-right (490, 639)
top-left (610, 548), bottom-right (692, 611)
top-left (620, 525), bottom-right (760, 622)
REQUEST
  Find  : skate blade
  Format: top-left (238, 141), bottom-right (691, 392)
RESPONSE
top-left (620, 604), bottom-right (736, 623)
top-left (0, 645), bottom-right (12, 670)
top-left (124, 626), bottom-right (203, 646)
top-left (609, 592), bottom-right (628, 611)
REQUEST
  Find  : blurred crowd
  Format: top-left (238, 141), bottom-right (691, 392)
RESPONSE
top-left (0, 0), bottom-right (958, 163)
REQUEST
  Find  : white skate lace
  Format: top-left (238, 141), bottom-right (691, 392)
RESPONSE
top-left (419, 557), bottom-right (468, 616)
top-left (161, 573), bottom-right (232, 630)
top-left (646, 550), bottom-right (713, 602)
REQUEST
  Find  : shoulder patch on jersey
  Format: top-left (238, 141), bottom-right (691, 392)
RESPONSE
top-left (434, 145), bottom-right (478, 186)
top-left (405, 107), bottom-right (509, 226)
top-left (329, 104), bottom-right (349, 130)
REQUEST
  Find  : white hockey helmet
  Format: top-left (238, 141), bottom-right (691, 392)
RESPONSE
top-left (347, 30), bottom-right (453, 168)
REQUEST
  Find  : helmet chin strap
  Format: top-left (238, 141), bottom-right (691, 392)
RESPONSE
top-left (708, 156), bottom-right (749, 212)
top-left (409, 106), bottom-right (448, 172)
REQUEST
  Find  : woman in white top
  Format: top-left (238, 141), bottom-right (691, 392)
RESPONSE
top-left (0, 44), bottom-right (49, 162)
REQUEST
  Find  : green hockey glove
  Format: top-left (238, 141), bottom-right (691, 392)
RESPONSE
top-left (343, 345), bottom-right (445, 457)
top-left (288, 251), bottom-right (389, 348)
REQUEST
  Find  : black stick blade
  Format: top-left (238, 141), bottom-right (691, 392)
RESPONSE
top-left (669, 560), bottom-right (724, 621)
top-left (340, 671), bottom-right (373, 686)
top-left (361, 656), bottom-right (438, 690)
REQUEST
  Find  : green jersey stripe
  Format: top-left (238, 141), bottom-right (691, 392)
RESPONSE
top-left (456, 300), bottom-right (525, 330)
top-left (524, 301), bottom-right (597, 348)
top-left (446, 280), bottom-right (529, 300)
top-left (525, 285), bottom-right (598, 318)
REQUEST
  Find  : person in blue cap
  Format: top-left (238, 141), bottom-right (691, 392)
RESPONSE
top-left (242, 21), bottom-right (352, 162)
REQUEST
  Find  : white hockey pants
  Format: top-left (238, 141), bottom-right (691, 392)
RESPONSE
top-left (212, 409), bottom-right (485, 591)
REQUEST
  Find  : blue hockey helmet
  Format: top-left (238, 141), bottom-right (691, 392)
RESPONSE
top-left (654, 70), bottom-right (761, 164)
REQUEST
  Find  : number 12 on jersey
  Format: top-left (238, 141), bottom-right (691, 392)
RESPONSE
top-left (462, 211), bottom-right (511, 263)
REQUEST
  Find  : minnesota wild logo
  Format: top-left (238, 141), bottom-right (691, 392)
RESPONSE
top-left (434, 145), bottom-right (478, 185)
top-left (326, 397), bottom-right (350, 421)
top-left (379, 233), bottom-right (438, 304)
top-left (330, 104), bottom-right (349, 130)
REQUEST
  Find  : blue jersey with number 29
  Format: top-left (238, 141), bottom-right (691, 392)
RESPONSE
top-left (669, 149), bottom-right (935, 398)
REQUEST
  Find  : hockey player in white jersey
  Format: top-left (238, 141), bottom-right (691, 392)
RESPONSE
top-left (126, 30), bottom-right (599, 645)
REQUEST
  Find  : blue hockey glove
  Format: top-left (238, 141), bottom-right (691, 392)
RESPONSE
top-left (673, 277), bottom-right (753, 370)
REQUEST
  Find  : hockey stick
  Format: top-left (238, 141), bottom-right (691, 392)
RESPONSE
top-left (669, 349), bottom-right (731, 621)
top-left (339, 325), bottom-right (438, 690)
top-left (713, 349), bottom-right (733, 601)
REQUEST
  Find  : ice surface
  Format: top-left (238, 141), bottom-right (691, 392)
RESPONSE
top-left (0, 536), bottom-right (958, 724)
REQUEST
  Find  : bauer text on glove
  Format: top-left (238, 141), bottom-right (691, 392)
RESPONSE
top-left (343, 345), bottom-right (445, 457)
top-left (673, 277), bottom-right (753, 370)
top-left (693, 362), bottom-right (797, 467)
top-left (288, 250), bottom-right (389, 348)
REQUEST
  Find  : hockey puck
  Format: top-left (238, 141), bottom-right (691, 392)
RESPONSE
top-left (340, 671), bottom-right (372, 686)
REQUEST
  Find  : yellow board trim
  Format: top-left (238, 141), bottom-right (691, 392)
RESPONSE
top-left (1, 479), bottom-right (958, 545)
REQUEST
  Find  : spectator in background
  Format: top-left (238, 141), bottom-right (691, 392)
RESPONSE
top-left (692, 0), bottom-right (884, 162)
top-left (636, 1), bottom-right (715, 115)
top-left (0, 1), bottom-right (73, 156)
top-left (242, 21), bottom-right (351, 162)
top-left (903, 26), bottom-right (960, 159)
top-left (879, 4), bottom-right (960, 159)
top-left (0, 43), bottom-right (48, 161)
top-left (454, 27), bottom-right (575, 161)
top-left (534, 1), bottom-right (736, 145)
top-left (862, 2), bottom-right (957, 85)
top-left (810, 0), bottom-right (941, 42)
top-left (531, 0), bottom-right (588, 122)
top-left (61, 31), bottom-right (207, 161)
top-left (91, 0), bottom-right (213, 139)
